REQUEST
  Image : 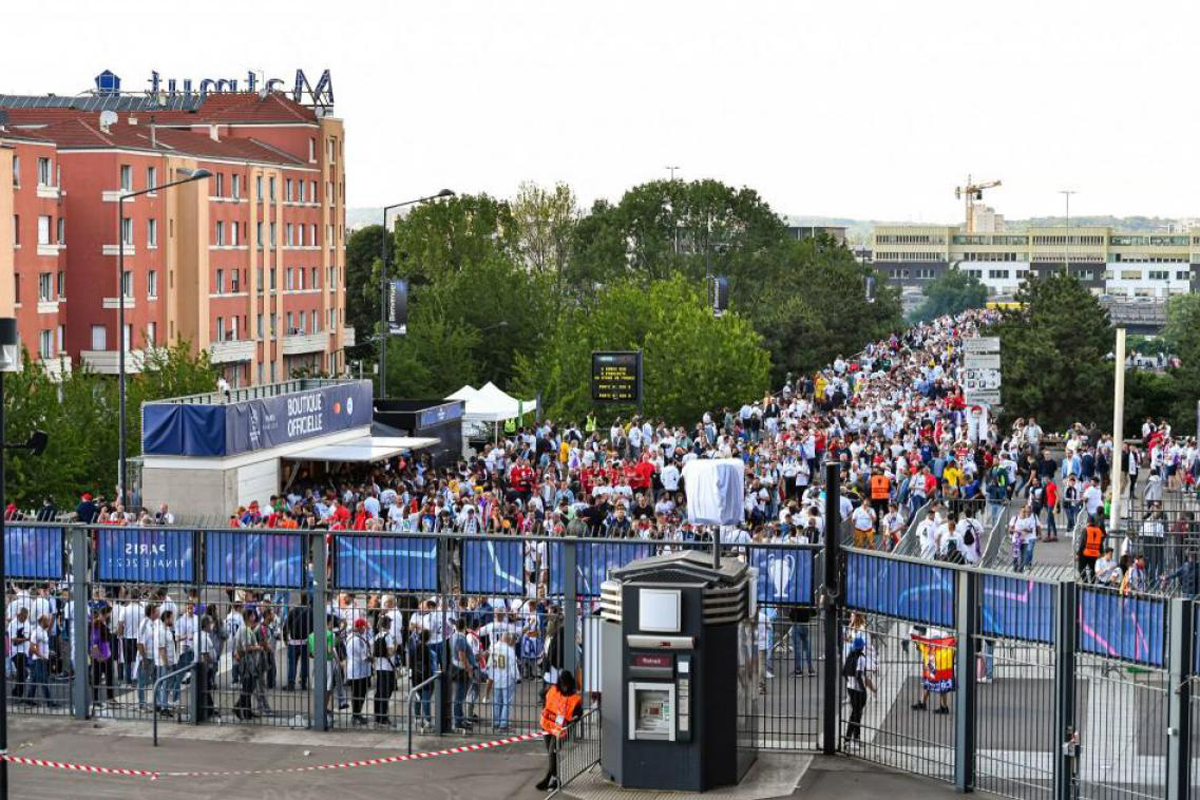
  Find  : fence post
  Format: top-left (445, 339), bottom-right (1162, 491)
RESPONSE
top-left (313, 532), bottom-right (328, 731)
top-left (1053, 581), bottom-right (1078, 800)
top-left (563, 540), bottom-right (578, 679)
top-left (821, 461), bottom-right (841, 755)
top-left (70, 527), bottom-right (89, 720)
top-left (191, 528), bottom-right (204, 726)
top-left (953, 568), bottom-right (978, 792)
top-left (1167, 597), bottom-right (1193, 800)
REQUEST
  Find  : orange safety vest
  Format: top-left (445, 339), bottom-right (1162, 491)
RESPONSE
top-left (540, 686), bottom-right (582, 739)
top-left (870, 474), bottom-right (890, 501)
top-left (1082, 525), bottom-right (1104, 558)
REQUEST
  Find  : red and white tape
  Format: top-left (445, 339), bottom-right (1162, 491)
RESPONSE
top-left (1, 730), bottom-right (542, 781)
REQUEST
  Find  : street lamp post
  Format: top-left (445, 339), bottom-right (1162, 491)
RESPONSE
top-left (1059, 189), bottom-right (1077, 275)
top-left (117, 168), bottom-right (211, 508)
top-left (378, 189), bottom-right (455, 399)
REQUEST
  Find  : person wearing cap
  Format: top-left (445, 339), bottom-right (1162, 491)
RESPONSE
top-left (843, 636), bottom-right (876, 749)
top-left (76, 493), bottom-right (98, 525)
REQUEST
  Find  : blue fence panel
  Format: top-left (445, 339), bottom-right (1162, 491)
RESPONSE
top-left (334, 535), bottom-right (438, 592)
top-left (549, 541), bottom-right (656, 597)
top-left (206, 532), bottom-right (305, 588)
top-left (845, 551), bottom-right (955, 627)
top-left (462, 539), bottom-right (524, 595)
top-left (1078, 586), bottom-right (1166, 667)
top-left (4, 526), bottom-right (62, 580)
top-left (97, 528), bottom-right (194, 583)
top-left (980, 575), bottom-right (1054, 643)
top-left (750, 546), bottom-right (815, 605)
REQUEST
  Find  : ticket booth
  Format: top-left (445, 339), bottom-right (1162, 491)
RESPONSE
top-left (599, 551), bottom-right (758, 791)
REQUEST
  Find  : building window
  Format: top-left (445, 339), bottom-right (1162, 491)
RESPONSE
top-left (12, 214), bottom-right (17, 246)
top-left (146, 322), bottom-right (157, 347)
top-left (270, 313), bottom-right (277, 336)
top-left (257, 314), bottom-right (264, 338)
top-left (215, 220), bottom-right (225, 246)
top-left (11, 156), bottom-right (18, 187)
top-left (230, 316), bottom-right (239, 340)
top-left (216, 316), bottom-right (225, 341)
top-left (37, 158), bottom-right (51, 186)
top-left (256, 175), bottom-right (263, 200)
top-left (270, 223), bottom-right (277, 246)
top-left (231, 270), bottom-right (240, 293)
top-left (286, 223), bottom-right (293, 246)
top-left (1120, 270), bottom-right (1142, 280)
top-left (37, 272), bottom-right (51, 302)
top-left (311, 267), bottom-right (318, 289)
top-left (1149, 270), bottom-right (1169, 281)
top-left (285, 178), bottom-right (293, 201)
top-left (121, 217), bottom-right (133, 246)
top-left (230, 221), bottom-right (239, 246)
top-left (38, 330), bottom-right (51, 359)
top-left (269, 177), bottom-right (276, 200)
top-left (12, 275), bottom-right (17, 305)
top-left (147, 218), bottom-right (158, 248)
top-left (297, 268), bottom-right (304, 290)
top-left (987, 269), bottom-right (1010, 280)
top-left (309, 138), bottom-right (316, 162)
top-left (231, 174), bottom-right (240, 199)
top-left (270, 268), bottom-right (277, 290)
top-left (57, 325), bottom-right (64, 353)
top-left (123, 324), bottom-right (132, 351)
top-left (91, 325), bottom-right (106, 350)
top-left (256, 268), bottom-right (264, 293)
top-left (311, 224), bottom-right (317, 245)
top-left (215, 173), bottom-right (224, 197)
top-left (37, 215), bottom-right (51, 245)
top-left (298, 181), bottom-right (306, 203)
top-left (1177, 270), bottom-right (1191, 281)
top-left (286, 312), bottom-right (294, 334)
top-left (311, 310), bottom-right (318, 332)
top-left (56, 217), bottom-right (64, 244)
top-left (119, 164), bottom-right (132, 192)
top-left (256, 221), bottom-right (263, 249)
top-left (57, 271), bottom-right (65, 299)
top-left (216, 269), bottom-right (225, 294)
top-left (285, 267), bottom-right (293, 290)
top-left (147, 166), bottom-right (157, 191)
top-left (148, 270), bottom-right (158, 298)
top-left (121, 270), bottom-right (133, 297)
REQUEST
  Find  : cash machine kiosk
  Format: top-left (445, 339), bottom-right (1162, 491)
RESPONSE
top-left (599, 550), bottom-right (758, 791)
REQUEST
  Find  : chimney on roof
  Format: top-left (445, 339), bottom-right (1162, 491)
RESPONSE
top-left (209, 124), bottom-right (219, 142)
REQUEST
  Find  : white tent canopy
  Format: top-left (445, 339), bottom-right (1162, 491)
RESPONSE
top-left (446, 382), bottom-right (538, 424)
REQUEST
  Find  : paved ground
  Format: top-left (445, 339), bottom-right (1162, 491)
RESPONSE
top-left (6, 716), bottom-right (980, 800)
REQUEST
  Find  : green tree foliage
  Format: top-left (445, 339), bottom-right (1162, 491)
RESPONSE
top-left (992, 274), bottom-right (1113, 430)
top-left (3, 340), bottom-right (216, 509)
top-left (344, 224), bottom-right (385, 358)
top-left (389, 194), bottom-right (517, 282)
top-left (910, 267), bottom-right (989, 323)
top-left (1160, 293), bottom-right (1200, 434)
top-left (513, 275), bottom-right (771, 424)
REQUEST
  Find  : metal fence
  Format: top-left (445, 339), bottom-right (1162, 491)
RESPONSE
top-left (9, 521), bottom-right (1200, 799)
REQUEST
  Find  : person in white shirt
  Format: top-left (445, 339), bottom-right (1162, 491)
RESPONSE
top-left (851, 500), bottom-right (877, 549)
top-left (136, 604), bottom-right (161, 711)
top-left (345, 618), bottom-right (373, 726)
top-left (7, 608), bottom-right (32, 702)
top-left (1081, 479), bottom-right (1104, 520)
top-left (372, 616), bottom-right (397, 727)
top-left (28, 614), bottom-right (54, 707)
top-left (154, 609), bottom-right (178, 714)
top-left (487, 632), bottom-right (521, 731)
top-left (916, 509), bottom-right (940, 560)
top-left (660, 461), bottom-right (681, 493)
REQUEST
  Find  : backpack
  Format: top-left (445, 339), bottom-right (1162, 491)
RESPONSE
top-left (841, 649), bottom-right (864, 678)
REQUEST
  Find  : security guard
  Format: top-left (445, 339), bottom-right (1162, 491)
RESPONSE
top-left (536, 671), bottom-right (582, 791)
top-left (869, 468), bottom-right (891, 531)
top-left (585, 413), bottom-right (598, 435)
top-left (1078, 517), bottom-right (1106, 582)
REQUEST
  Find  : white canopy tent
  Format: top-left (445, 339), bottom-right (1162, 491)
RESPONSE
top-left (447, 382), bottom-right (538, 424)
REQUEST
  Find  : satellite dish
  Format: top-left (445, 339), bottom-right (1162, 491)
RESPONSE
top-left (98, 109), bottom-right (118, 133)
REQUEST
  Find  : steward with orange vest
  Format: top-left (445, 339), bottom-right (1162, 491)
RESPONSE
top-left (869, 469), bottom-right (891, 531)
top-left (536, 671), bottom-right (582, 791)
top-left (1078, 518), bottom-right (1106, 581)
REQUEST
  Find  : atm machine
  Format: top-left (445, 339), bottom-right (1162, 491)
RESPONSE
top-left (599, 550), bottom-right (757, 791)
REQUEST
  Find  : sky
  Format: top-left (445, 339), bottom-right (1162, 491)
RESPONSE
top-left (7, 0), bottom-right (1200, 222)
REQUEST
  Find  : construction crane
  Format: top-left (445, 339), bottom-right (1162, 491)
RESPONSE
top-left (955, 175), bottom-right (1002, 233)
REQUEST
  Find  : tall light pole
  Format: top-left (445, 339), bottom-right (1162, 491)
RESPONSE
top-left (378, 189), bottom-right (455, 398)
top-left (117, 167), bottom-right (211, 508)
top-left (1059, 189), bottom-right (1077, 275)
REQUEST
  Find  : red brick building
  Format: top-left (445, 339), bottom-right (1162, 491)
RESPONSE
top-left (0, 86), bottom-right (349, 386)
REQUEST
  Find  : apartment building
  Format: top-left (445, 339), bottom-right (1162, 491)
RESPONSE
top-left (0, 86), bottom-right (349, 386)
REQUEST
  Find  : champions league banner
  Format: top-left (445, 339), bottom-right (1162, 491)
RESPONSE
top-left (335, 536), bottom-right (438, 591)
top-left (980, 575), bottom-right (1054, 644)
top-left (142, 381), bottom-right (373, 457)
top-left (4, 526), bottom-right (63, 579)
top-left (548, 541), bottom-right (655, 597)
top-left (462, 539), bottom-right (524, 595)
top-left (1078, 586), bottom-right (1165, 667)
top-left (845, 551), bottom-right (956, 627)
top-left (97, 528), bottom-right (194, 583)
top-left (206, 532), bottom-right (305, 588)
top-left (750, 547), bottom-right (814, 605)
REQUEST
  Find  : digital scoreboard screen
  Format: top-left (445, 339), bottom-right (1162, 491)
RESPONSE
top-left (591, 351), bottom-right (641, 403)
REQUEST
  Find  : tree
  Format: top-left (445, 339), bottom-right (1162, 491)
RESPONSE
top-left (509, 182), bottom-right (579, 279)
top-left (910, 268), bottom-right (988, 323)
top-left (991, 274), bottom-right (1113, 430)
top-left (513, 275), bottom-right (771, 424)
top-left (344, 224), bottom-right (385, 359)
top-left (389, 194), bottom-right (517, 283)
top-left (1159, 293), bottom-right (1200, 434)
top-left (382, 302), bottom-right (482, 399)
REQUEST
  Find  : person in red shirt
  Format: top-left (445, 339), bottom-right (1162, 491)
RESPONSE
top-left (581, 463), bottom-right (604, 498)
top-left (1043, 478), bottom-right (1060, 542)
top-left (631, 456), bottom-right (655, 493)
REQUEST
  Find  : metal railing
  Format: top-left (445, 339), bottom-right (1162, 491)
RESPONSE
top-left (550, 706), bottom-right (600, 797)
top-left (151, 661), bottom-right (198, 746)
top-left (407, 670), bottom-right (443, 754)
